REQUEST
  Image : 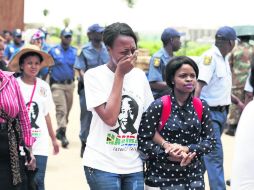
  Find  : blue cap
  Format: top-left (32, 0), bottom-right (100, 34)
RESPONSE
top-left (13, 29), bottom-right (22, 37)
top-left (216, 26), bottom-right (237, 40)
top-left (87, 24), bottom-right (104, 33)
top-left (161, 28), bottom-right (183, 42)
top-left (61, 28), bottom-right (73, 37)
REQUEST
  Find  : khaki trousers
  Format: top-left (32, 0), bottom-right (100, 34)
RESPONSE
top-left (51, 82), bottom-right (75, 129)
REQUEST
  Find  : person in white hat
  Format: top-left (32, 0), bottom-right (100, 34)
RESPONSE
top-left (9, 44), bottom-right (59, 190)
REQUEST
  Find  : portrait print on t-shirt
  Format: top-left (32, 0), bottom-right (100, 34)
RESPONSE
top-left (27, 101), bottom-right (39, 129)
top-left (27, 101), bottom-right (41, 138)
top-left (107, 94), bottom-right (140, 151)
top-left (112, 95), bottom-right (138, 135)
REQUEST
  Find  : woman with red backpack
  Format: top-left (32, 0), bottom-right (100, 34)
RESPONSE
top-left (138, 56), bottom-right (216, 190)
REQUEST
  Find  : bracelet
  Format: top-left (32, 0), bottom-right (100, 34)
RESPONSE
top-left (161, 140), bottom-right (170, 148)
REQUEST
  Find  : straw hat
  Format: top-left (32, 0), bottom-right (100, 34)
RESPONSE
top-left (8, 44), bottom-right (54, 72)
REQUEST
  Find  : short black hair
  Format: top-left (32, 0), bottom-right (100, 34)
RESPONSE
top-left (103, 22), bottom-right (137, 48)
top-left (19, 52), bottom-right (43, 67)
top-left (165, 56), bottom-right (199, 88)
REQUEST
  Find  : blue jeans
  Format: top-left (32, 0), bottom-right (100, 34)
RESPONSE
top-left (79, 89), bottom-right (92, 142)
top-left (203, 110), bottom-right (227, 190)
top-left (35, 155), bottom-right (48, 190)
top-left (84, 166), bottom-right (144, 190)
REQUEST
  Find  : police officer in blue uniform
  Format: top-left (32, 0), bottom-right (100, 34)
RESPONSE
top-left (74, 24), bottom-right (109, 157)
top-left (195, 26), bottom-right (242, 190)
top-left (49, 28), bottom-right (77, 148)
top-left (147, 27), bottom-right (183, 99)
top-left (4, 29), bottom-right (24, 61)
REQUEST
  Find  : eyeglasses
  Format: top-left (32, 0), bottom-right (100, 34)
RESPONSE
top-left (64, 36), bottom-right (72, 39)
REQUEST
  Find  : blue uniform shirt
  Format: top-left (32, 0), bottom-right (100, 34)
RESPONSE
top-left (41, 41), bottom-right (51, 52)
top-left (49, 44), bottom-right (77, 81)
top-left (4, 42), bottom-right (24, 60)
top-left (74, 42), bottom-right (109, 72)
top-left (38, 42), bottom-right (51, 78)
top-left (147, 48), bottom-right (172, 97)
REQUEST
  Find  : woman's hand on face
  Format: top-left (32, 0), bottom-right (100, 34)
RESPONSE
top-left (116, 52), bottom-right (137, 76)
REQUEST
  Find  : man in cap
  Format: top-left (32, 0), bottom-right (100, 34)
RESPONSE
top-left (74, 23), bottom-right (109, 157)
top-left (48, 28), bottom-right (77, 148)
top-left (147, 27), bottom-right (183, 99)
top-left (195, 26), bottom-right (243, 190)
top-left (4, 28), bottom-right (24, 61)
top-left (225, 34), bottom-right (254, 136)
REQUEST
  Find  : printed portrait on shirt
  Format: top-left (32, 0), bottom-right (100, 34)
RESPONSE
top-left (27, 101), bottom-right (39, 129)
top-left (112, 95), bottom-right (138, 135)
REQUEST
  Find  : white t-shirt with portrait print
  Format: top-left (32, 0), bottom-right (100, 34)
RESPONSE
top-left (83, 64), bottom-right (154, 174)
top-left (17, 77), bottom-right (53, 156)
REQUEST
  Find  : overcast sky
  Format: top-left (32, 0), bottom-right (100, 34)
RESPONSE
top-left (24, 0), bottom-right (254, 32)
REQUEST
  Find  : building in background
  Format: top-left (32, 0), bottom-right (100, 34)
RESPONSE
top-left (0, 0), bottom-right (24, 31)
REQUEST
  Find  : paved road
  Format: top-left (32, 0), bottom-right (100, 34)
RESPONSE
top-left (45, 83), bottom-right (234, 190)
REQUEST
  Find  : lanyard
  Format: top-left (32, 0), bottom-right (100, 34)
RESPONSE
top-left (27, 79), bottom-right (37, 112)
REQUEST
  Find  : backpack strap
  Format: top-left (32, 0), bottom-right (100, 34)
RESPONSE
top-left (158, 96), bottom-right (203, 132)
top-left (193, 97), bottom-right (203, 121)
top-left (158, 95), bottom-right (171, 132)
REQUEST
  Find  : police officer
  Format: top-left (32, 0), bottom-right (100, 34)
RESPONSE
top-left (49, 28), bottom-right (77, 148)
top-left (147, 27), bottom-right (182, 99)
top-left (4, 29), bottom-right (24, 61)
top-left (74, 24), bottom-right (109, 157)
top-left (195, 26), bottom-right (243, 190)
top-left (225, 35), bottom-right (254, 136)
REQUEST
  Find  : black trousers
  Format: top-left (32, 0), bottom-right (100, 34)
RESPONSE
top-left (0, 128), bottom-right (27, 190)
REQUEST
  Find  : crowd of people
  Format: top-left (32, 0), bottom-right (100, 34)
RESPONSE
top-left (0, 22), bottom-right (254, 190)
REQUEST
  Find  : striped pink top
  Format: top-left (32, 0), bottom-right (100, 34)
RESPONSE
top-left (0, 70), bottom-right (35, 147)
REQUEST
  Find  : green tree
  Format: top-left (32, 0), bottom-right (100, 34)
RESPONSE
top-left (125, 0), bottom-right (135, 8)
top-left (63, 18), bottom-right (71, 28)
top-left (43, 9), bottom-right (49, 17)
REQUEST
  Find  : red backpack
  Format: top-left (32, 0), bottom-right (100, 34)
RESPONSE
top-left (158, 95), bottom-right (203, 132)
